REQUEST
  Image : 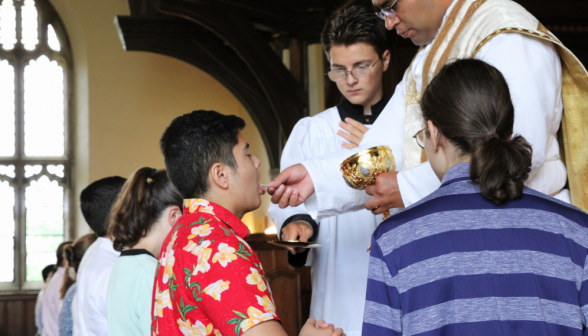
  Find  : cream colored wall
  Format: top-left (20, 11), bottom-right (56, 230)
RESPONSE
top-left (49, 0), bottom-right (272, 236)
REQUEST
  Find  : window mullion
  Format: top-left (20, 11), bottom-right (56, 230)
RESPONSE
top-left (14, 0), bottom-right (26, 287)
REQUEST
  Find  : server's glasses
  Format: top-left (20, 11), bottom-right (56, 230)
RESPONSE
top-left (327, 59), bottom-right (380, 82)
top-left (375, 0), bottom-right (399, 20)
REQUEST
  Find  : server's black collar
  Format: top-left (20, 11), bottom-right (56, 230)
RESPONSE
top-left (337, 94), bottom-right (389, 125)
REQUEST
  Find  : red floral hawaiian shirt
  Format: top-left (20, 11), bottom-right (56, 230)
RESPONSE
top-left (151, 199), bottom-right (279, 336)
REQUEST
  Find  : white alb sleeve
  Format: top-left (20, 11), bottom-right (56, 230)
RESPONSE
top-left (303, 77), bottom-right (408, 219)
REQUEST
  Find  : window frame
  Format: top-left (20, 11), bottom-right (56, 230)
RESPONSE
top-left (0, 0), bottom-right (74, 292)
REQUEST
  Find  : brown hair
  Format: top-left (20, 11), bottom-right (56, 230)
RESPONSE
top-left (420, 59), bottom-right (532, 205)
top-left (61, 234), bottom-right (97, 299)
top-left (108, 168), bottom-right (183, 252)
top-left (321, 6), bottom-right (387, 58)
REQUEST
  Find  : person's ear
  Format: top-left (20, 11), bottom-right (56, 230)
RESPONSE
top-left (381, 50), bottom-right (391, 72)
top-left (209, 163), bottom-right (230, 190)
top-left (427, 120), bottom-right (441, 152)
top-left (167, 205), bottom-right (182, 227)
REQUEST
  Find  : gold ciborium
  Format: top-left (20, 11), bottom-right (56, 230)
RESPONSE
top-left (340, 146), bottom-right (396, 219)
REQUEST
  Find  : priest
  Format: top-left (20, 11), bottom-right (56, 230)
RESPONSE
top-left (268, 0), bottom-right (588, 219)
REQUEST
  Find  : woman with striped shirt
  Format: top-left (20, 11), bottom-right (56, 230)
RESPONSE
top-left (363, 59), bottom-right (588, 336)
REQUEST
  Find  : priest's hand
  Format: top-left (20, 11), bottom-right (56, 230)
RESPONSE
top-left (268, 164), bottom-right (315, 208)
top-left (337, 117), bottom-right (369, 149)
top-left (365, 171), bottom-right (405, 214)
top-left (281, 221), bottom-right (313, 255)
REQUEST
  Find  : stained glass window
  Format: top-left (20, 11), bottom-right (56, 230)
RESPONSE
top-left (0, 0), bottom-right (71, 291)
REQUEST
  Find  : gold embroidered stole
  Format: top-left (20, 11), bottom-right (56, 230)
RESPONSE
top-left (403, 0), bottom-right (588, 211)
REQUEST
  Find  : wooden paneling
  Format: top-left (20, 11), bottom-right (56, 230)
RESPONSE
top-left (0, 293), bottom-right (38, 336)
top-left (247, 234), bottom-right (312, 335)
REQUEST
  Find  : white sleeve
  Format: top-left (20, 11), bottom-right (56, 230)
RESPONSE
top-left (397, 161), bottom-right (441, 206)
top-left (302, 77), bottom-right (408, 219)
top-left (268, 118), bottom-right (320, 231)
top-left (396, 33), bottom-right (564, 206)
top-left (475, 33), bottom-right (562, 183)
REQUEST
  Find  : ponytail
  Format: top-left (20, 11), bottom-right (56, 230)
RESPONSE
top-left (109, 168), bottom-right (183, 252)
top-left (470, 135), bottom-right (532, 204)
top-left (421, 59), bottom-right (533, 204)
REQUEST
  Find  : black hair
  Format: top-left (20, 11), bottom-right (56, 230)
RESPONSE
top-left (420, 59), bottom-right (532, 205)
top-left (42, 264), bottom-right (54, 282)
top-left (321, 5), bottom-right (388, 58)
top-left (109, 168), bottom-right (183, 252)
top-left (160, 110), bottom-right (246, 199)
top-left (80, 176), bottom-right (127, 237)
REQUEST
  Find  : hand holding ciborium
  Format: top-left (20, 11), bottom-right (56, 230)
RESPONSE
top-left (340, 146), bottom-right (396, 219)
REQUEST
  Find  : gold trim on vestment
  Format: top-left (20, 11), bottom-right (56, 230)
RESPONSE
top-left (471, 24), bottom-right (588, 212)
top-left (434, 0), bottom-right (488, 77)
top-left (421, 0), bottom-right (467, 90)
top-left (471, 27), bottom-right (556, 57)
top-left (406, 93), bottom-right (423, 105)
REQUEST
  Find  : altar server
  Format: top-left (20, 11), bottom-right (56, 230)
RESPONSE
top-left (269, 6), bottom-right (389, 336)
top-left (268, 0), bottom-right (588, 218)
top-left (365, 58), bottom-right (588, 336)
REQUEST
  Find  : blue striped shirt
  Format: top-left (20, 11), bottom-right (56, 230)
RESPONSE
top-left (363, 163), bottom-right (588, 336)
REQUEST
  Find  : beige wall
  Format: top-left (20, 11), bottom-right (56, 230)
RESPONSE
top-left (49, 0), bottom-right (272, 237)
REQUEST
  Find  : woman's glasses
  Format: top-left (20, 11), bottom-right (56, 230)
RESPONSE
top-left (413, 127), bottom-right (426, 149)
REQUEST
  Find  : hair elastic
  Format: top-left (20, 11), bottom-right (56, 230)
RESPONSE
top-left (149, 168), bottom-right (157, 179)
top-left (485, 133), bottom-right (500, 142)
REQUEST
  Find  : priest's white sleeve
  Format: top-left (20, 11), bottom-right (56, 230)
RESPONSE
top-left (268, 118), bottom-right (322, 232)
top-left (302, 78), bottom-right (408, 219)
top-left (475, 33), bottom-right (566, 195)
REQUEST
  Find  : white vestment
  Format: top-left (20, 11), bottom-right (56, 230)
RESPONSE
top-left (301, 0), bottom-right (567, 220)
top-left (73, 237), bottom-right (119, 336)
top-left (269, 106), bottom-right (386, 336)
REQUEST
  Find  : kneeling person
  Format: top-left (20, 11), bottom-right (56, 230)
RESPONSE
top-left (154, 110), bottom-right (344, 336)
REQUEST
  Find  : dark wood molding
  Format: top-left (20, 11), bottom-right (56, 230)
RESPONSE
top-left (115, 16), bottom-right (284, 168)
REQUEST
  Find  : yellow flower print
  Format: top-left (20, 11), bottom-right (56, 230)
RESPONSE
top-left (239, 306), bottom-right (275, 333)
top-left (177, 318), bottom-right (214, 336)
top-left (159, 248), bottom-right (175, 284)
top-left (256, 295), bottom-right (276, 315)
top-left (212, 243), bottom-right (237, 267)
top-left (184, 199), bottom-right (210, 214)
top-left (198, 205), bottom-right (215, 215)
top-left (195, 252), bottom-right (212, 274)
top-left (185, 240), bottom-right (213, 275)
top-left (213, 330), bottom-right (222, 336)
top-left (154, 286), bottom-right (172, 317)
top-left (246, 267), bottom-right (267, 292)
top-left (203, 279), bottom-right (230, 301)
top-left (188, 224), bottom-right (213, 239)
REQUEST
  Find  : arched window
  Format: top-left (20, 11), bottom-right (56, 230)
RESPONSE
top-left (0, 0), bottom-right (72, 290)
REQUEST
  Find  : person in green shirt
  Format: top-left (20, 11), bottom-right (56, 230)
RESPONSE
top-left (106, 167), bottom-right (183, 336)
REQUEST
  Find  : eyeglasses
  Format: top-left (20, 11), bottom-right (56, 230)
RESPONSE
top-left (375, 0), bottom-right (399, 20)
top-left (413, 127), bottom-right (426, 149)
top-left (327, 59), bottom-right (381, 82)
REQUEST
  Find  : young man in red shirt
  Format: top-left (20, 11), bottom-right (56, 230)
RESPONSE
top-left (153, 110), bottom-right (344, 336)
